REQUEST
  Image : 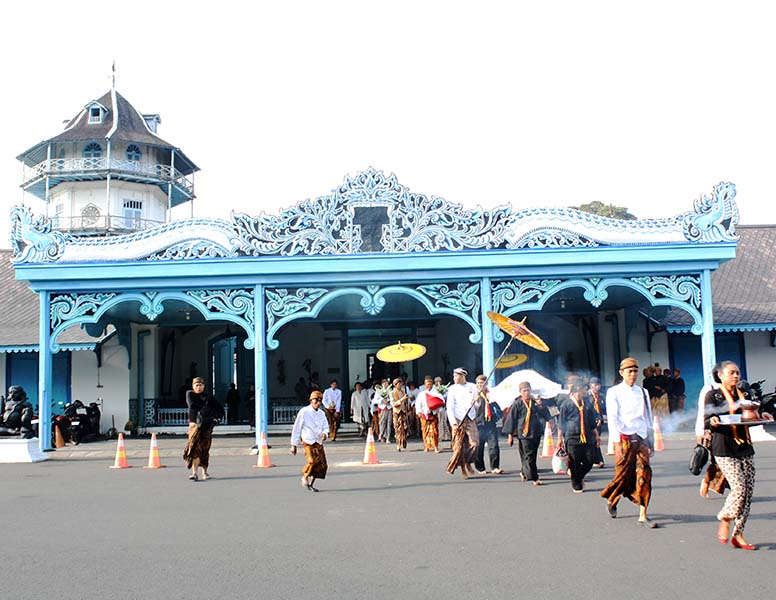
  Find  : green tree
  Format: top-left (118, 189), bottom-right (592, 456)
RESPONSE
top-left (571, 201), bottom-right (637, 220)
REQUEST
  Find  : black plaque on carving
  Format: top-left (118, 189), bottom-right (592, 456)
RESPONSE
top-left (352, 206), bottom-right (389, 253)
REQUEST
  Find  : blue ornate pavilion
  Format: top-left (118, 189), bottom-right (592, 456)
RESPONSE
top-left (10, 168), bottom-right (739, 451)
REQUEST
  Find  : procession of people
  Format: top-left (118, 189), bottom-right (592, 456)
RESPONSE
top-left (177, 350), bottom-right (772, 546)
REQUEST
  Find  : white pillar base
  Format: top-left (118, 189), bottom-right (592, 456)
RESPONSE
top-left (0, 438), bottom-right (50, 463)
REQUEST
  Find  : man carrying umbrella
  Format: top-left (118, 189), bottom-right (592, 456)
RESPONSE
top-left (446, 368), bottom-right (480, 479)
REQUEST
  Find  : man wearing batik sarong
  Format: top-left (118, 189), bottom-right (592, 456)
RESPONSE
top-left (391, 378), bottom-right (409, 451)
top-left (290, 390), bottom-right (329, 492)
top-left (322, 379), bottom-right (342, 441)
top-left (416, 375), bottom-right (443, 452)
top-left (446, 368), bottom-right (479, 479)
top-left (601, 357), bottom-right (658, 528)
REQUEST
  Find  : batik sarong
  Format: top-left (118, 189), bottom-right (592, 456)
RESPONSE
top-left (183, 423), bottom-right (213, 469)
top-left (600, 436), bottom-right (652, 507)
top-left (421, 414), bottom-right (439, 450)
top-left (302, 442), bottom-right (328, 479)
top-left (446, 419), bottom-right (479, 474)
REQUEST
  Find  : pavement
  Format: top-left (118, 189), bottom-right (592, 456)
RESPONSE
top-left (1, 427), bottom-right (775, 600)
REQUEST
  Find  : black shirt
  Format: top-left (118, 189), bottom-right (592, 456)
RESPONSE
top-left (558, 396), bottom-right (599, 443)
top-left (703, 388), bottom-right (754, 459)
top-left (502, 397), bottom-right (550, 439)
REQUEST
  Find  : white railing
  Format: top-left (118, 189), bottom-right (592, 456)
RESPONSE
top-left (157, 408), bottom-right (189, 426)
top-left (22, 158), bottom-right (194, 194)
top-left (52, 214), bottom-right (164, 233)
top-left (272, 405), bottom-right (306, 424)
top-left (156, 406), bottom-right (231, 426)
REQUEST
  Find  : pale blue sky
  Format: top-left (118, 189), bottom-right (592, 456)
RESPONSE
top-left (1, 1), bottom-right (773, 247)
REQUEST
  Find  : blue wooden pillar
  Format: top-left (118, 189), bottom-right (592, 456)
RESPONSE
top-left (254, 284), bottom-right (268, 445)
top-left (700, 269), bottom-right (716, 386)
top-left (480, 277), bottom-right (494, 383)
top-left (38, 291), bottom-right (52, 452)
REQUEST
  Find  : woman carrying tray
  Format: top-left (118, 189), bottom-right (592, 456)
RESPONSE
top-left (704, 361), bottom-right (773, 550)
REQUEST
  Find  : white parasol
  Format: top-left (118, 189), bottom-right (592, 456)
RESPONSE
top-left (489, 369), bottom-right (563, 410)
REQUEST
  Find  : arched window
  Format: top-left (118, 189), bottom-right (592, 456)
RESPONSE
top-left (126, 144), bottom-right (141, 162)
top-left (83, 143), bottom-right (102, 159)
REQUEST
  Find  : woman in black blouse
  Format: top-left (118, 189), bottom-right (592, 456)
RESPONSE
top-left (704, 361), bottom-right (773, 550)
top-left (183, 377), bottom-right (224, 481)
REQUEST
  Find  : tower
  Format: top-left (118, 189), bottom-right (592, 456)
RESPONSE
top-left (16, 85), bottom-right (198, 236)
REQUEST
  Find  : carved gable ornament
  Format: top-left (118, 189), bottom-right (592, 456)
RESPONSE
top-left (9, 168), bottom-right (738, 263)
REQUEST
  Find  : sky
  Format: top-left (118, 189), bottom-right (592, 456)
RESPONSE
top-left (1, 1), bottom-right (775, 249)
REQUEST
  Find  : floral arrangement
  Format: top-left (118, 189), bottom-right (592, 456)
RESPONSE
top-left (435, 383), bottom-right (449, 396)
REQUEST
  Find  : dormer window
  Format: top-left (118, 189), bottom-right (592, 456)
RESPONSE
top-left (88, 106), bottom-right (103, 124)
top-left (126, 144), bottom-right (141, 162)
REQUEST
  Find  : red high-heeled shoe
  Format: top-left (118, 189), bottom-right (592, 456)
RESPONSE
top-left (731, 538), bottom-right (757, 551)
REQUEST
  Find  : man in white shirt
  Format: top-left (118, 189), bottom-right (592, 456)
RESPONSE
top-left (445, 367), bottom-right (480, 479)
top-left (322, 379), bottom-right (342, 441)
top-left (601, 357), bottom-right (657, 528)
top-left (290, 390), bottom-right (329, 492)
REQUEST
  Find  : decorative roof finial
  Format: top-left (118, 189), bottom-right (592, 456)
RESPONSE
top-left (111, 60), bottom-right (116, 89)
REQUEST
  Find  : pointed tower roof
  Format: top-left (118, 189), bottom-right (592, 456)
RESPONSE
top-left (17, 89), bottom-right (198, 175)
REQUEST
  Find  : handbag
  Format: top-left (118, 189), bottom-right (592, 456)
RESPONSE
top-left (688, 444), bottom-right (709, 476)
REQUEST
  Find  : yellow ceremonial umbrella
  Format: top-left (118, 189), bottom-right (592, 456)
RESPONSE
top-left (486, 311), bottom-right (550, 353)
top-left (376, 342), bottom-right (427, 363)
top-left (496, 353), bottom-right (528, 369)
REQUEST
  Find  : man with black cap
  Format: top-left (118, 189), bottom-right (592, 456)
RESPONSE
top-left (445, 367), bottom-right (480, 479)
top-left (601, 357), bottom-right (657, 528)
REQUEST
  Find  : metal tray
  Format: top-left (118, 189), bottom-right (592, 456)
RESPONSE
top-left (716, 419), bottom-right (772, 427)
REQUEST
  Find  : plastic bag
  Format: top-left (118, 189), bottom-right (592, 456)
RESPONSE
top-left (552, 445), bottom-right (569, 475)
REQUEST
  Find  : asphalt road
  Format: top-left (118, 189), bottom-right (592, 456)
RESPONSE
top-left (1, 430), bottom-right (774, 600)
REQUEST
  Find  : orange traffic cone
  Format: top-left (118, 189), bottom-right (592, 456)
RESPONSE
top-left (143, 433), bottom-right (166, 469)
top-left (540, 422), bottom-right (555, 458)
top-left (362, 427), bottom-right (379, 465)
top-left (652, 415), bottom-right (665, 452)
top-left (54, 424), bottom-right (66, 449)
top-left (253, 432), bottom-right (275, 468)
top-left (109, 432), bottom-right (132, 469)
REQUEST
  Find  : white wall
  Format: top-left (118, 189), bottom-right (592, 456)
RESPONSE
top-left (743, 331), bottom-right (776, 390)
top-left (70, 337), bottom-right (129, 433)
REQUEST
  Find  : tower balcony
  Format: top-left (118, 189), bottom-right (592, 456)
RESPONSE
top-left (50, 213), bottom-right (165, 236)
top-left (21, 157), bottom-right (195, 207)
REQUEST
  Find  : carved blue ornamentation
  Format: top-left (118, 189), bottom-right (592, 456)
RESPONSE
top-left (10, 206), bottom-right (70, 263)
top-left (50, 292), bottom-right (117, 330)
top-left (265, 284), bottom-right (483, 348)
top-left (491, 280), bottom-right (563, 315)
top-left (9, 176), bottom-right (740, 263)
top-left (416, 283), bottom-right (480, 323)
top-left (185, 289), bottom-right (255, 327)
top-left (679, 182), bottom-right (739, 242)
top-left (49, 289), bottom-right (257, 352)
top-left (630, 275), bottom-right (702, 309)
top-left (265, 288), bottom-right (329, 339)
top-left (490, 275), bottom-right (704, 338)
top-left (508, 229), bottom-right (599, 249)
